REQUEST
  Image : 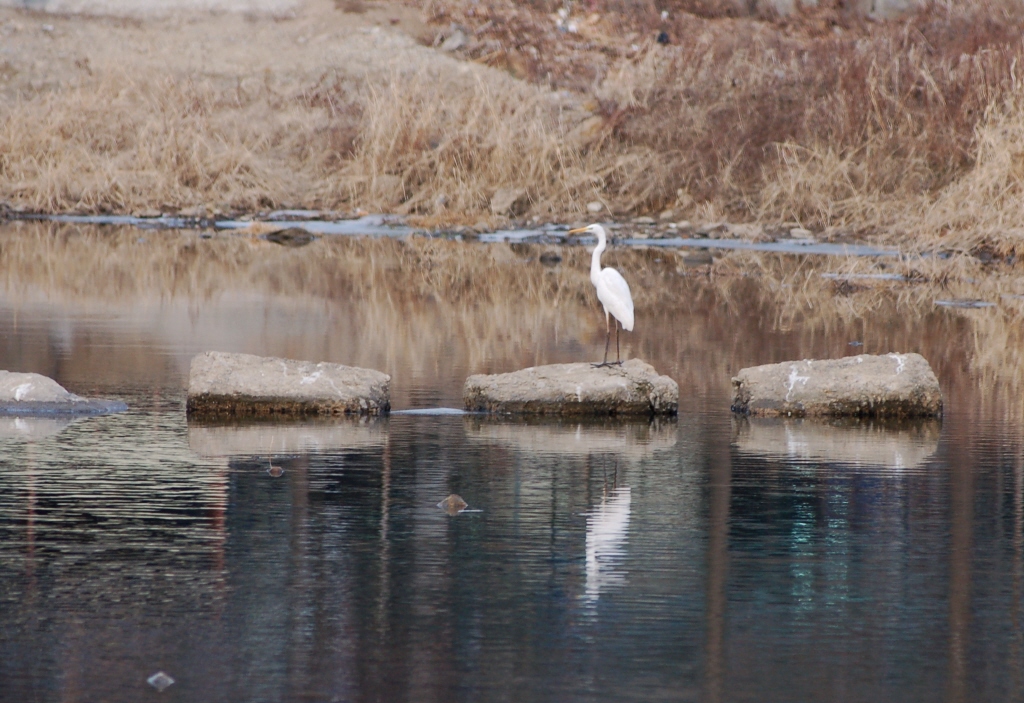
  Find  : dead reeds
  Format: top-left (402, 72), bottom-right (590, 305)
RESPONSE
top-left (5, 1), bottom-right (1024, 252)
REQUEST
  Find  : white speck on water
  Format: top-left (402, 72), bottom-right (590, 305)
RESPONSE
top-left (13, 382), bottom-right (32, 401)
top-left (887, 353), bottom-right (906, 375)
top-left (147, 671), bottom-right (175, 691)
top-left (784, 365), bottom-right (810, 402)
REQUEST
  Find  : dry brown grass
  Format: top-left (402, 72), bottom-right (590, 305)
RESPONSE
top-left (0, 73), bottom-right (358, 214)
top-left (5, 0), bottom-right (1024, 252)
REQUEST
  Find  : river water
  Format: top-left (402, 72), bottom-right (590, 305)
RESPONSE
top-left (1, 223), bottom-right (1022, 702)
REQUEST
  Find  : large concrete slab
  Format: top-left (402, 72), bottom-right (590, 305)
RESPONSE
top-left (464, 359), bottom-right (678, 416)
top-left (0, 370), bottom-right (127, 415)
top-left (731, 353), bottom-right (942, 418)
top-left (186, 351), bottom-right (390, 417)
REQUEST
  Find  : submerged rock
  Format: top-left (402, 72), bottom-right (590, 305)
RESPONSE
top-left (437, 494), bottom-right (469, 515)
top-left (0, 371), bottom-right (127, 416)
top-left (186, 351), bottom-right (390, 417)
top-left (464, 359), bottom-right (678, 416)
top-left (731, 353), bottom-right (942, 418)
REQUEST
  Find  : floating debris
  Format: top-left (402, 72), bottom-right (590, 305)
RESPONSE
top-left (437, 494), bottom-right (468, 515)
top-left (849, 341), bottom-right (864, 347)
top-left (934, 299), bottom-right (996, 309)
top-left (267, 459), bottom-right (285, 477)
top-left (147, 671), bottom-right (175, 692)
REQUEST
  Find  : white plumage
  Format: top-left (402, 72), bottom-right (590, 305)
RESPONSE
top-left (568, 223), bottom-right (635, 366)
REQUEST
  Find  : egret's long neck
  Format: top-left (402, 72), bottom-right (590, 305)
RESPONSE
top-left (590, 230), bottom-right (606, 280)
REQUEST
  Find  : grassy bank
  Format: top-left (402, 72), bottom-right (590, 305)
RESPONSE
top-left (2, 0), bottom-right (1024, 253)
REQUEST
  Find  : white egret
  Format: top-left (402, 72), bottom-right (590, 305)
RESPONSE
top-left (568, 223), bottom-right (634, 367)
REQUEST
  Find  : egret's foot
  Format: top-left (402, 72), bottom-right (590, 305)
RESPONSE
top-left (591, 361), bottom-right (620, 369)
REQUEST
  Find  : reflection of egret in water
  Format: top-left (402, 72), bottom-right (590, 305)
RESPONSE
top-left (584, 484), bottom-right (632, 604)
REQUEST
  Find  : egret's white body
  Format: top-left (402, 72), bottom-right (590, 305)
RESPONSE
top-left (568, 223), bottom-right (635, 366)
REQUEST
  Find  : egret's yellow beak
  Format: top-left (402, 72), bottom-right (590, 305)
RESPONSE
top-left (567, 227), bottom-right (588, 235)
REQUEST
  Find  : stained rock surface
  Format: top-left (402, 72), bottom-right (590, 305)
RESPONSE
top-left (731, 353), bottom-right (942, 418)
top-left (186, 352), bottom-right (390, 417)
top-left (0, 370), bottom-right (127, 415)
top-left (464, 359), bottom-right (678, 416)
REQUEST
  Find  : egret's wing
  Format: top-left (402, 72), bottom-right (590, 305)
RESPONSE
top-left (597, 267), bottom-right (635, 331)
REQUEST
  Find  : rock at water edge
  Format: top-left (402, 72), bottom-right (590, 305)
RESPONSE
top-left (186, 351), bottom-right (390, 417)
top-left (0, 370), bottom-right (127, 415)
top-left (464, 359), bottom-right (678, 416)
top-left (730, 353), bottom-right (942, 418)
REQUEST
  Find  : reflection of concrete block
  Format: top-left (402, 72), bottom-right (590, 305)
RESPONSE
top-left (186, 351), bottom-right (390, 418)
top-left (464, 359), bottom-right (678, 416)
top-left (187, 417), bottom-right (386, 457)
top-left (465, 416), bottom-right (677, 457)
top-left (731, 353), bottom-right (942, 418)
top-left (732, 416), bottom-right (940, 470)
top-left (0, 416), bottom-right (78, 440)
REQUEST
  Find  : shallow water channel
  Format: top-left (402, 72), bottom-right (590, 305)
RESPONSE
top-left (1, 223), bottom-right (1023, 702)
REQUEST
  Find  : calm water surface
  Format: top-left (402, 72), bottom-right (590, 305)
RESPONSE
top-left (1, 224), bottom-right (1023, 702)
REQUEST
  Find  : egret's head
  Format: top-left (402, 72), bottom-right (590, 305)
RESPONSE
top-left (567, 223), bottom-right (606, 238)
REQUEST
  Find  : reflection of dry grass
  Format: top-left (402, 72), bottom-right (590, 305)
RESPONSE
top-left (3, 223), bottom-right (1024, 422)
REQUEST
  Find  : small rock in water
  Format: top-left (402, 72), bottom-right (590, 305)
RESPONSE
top-left (147, 671), bottom-right (175, 691)
top-left (632, 216), bottom-right (656, 225)
top-left (586, 201), bottom-right (603, 214)
top-left (437, 494), bottom-right (468, 515)
top-left (267, 461), bottom-right (285, 477)
top-left (538, 250), bottom-right (562, 267)
top-left (265, 227), bottom-right (316, 247)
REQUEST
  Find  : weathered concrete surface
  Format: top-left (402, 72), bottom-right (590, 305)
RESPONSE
top-left (464, 359), bottom-right (678, 416)
top-left (0, 370), bottom-right (127, 415)
top-left (186, 352), bottom-right (390, 417)
top-left (731, 353), bottom-right (942, 418)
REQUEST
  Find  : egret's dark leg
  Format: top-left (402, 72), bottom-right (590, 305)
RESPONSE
top-left (602, 313), bottom-right (611, 364)
top-left (615, 320), bottom-right (622, 365)
top-left (593, 312), bottom-right (614, 368)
